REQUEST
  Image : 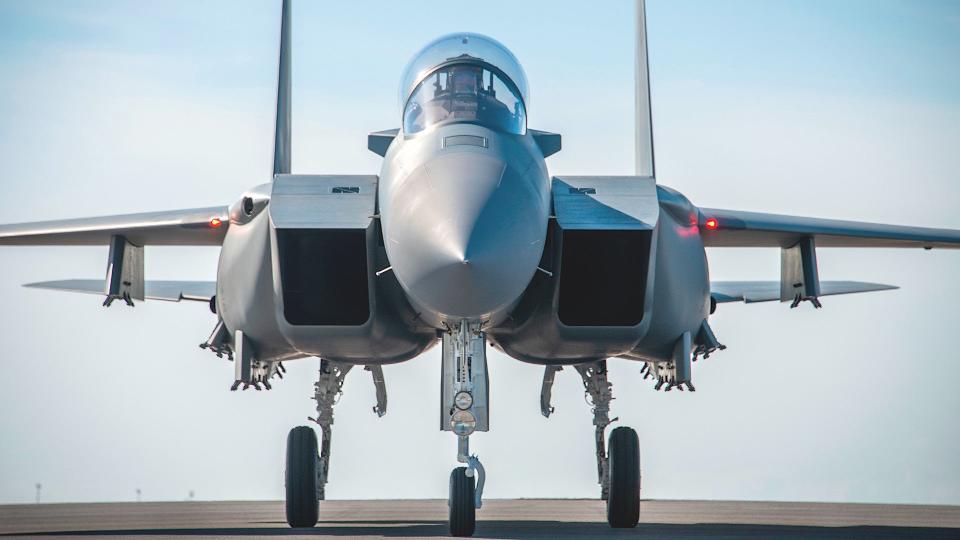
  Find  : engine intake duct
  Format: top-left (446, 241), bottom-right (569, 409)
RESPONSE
top-left (558, 229), bottom-right (651, 327)
top-left (277, 228), bottom-right (370, 326)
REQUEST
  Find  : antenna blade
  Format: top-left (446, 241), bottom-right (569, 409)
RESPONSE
top-left (273, 0), bottom-right (292, 176)
top-left (635, 0), bottom-right (655, 178)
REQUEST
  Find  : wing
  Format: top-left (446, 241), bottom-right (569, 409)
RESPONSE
top-left (699, 208), bottom-right (960, 249)
top-left (712, 280), bottom-right (898, 304)
top-left (25, 279), bottom-right (215, 303)
top-left (0, 206), bottom-right (229, 246)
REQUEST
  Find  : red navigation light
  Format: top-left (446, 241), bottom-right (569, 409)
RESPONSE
top-left (209, 217), bottom-right (223, 229)
top-left (704, 217), bottom-right (719, 230)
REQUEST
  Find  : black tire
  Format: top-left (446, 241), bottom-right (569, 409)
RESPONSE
top-left (606, 426), bottom-right (640, 528)
top-left (448, 466), bottom-right (476, 537)
top-left (285, 426), bottom-right (319, 528)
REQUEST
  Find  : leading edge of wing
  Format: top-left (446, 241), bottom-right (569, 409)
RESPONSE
top-left (0, 206), bottom-right (229, 246)
top-left (24, 279), bottom-right (216, 302)
top-left (699, 208), bottom-right (960, 249)
top-left (711, 280), bottom-right (898, 304)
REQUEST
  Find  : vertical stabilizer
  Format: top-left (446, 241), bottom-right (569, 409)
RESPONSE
top-left (273, 0), bottom-right (292, 176)
top-left (635, 0), bottom-right (655, 178)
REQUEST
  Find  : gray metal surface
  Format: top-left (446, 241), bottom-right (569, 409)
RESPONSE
top-left (635, 0), bottom-right (655, 178)
top-left (530, 129), bottom-right (562, 158)
top-left (103, 235), bottom-right (144, 306)
top-left (272, 0), bottom-right (291, 176)
top-left (440, 325), bottom-right (489, 432)
top-left (25, 279), bottom-right (215, 302)
top-left (700, 207), bottom-right (960, 248)
top-left (216, 187), bottom-right (435, 365)
top-left (0, 206), bottom-right (228, 246)
top-left (553, 176), bottom-right (658, 230)
top-left (711, 280), bottom-right (898, 304)
top-left (269, 175), bottom-right (377, 229)
top-left (780, 237), bottom-right (821, 303)
top-left (1, 499), bottom-right (957, 539)
top-left (378, 122), bottom-right (549, 328)
top-left (367, 128), bottom-right (399, 157)
top-left (216, 206), bottom-right (298, 363)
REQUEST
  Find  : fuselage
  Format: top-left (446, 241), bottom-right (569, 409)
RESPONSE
top-left (378, 123), bottom-right (550, 329)
top-left (214, 32), bottom-right (711, 368)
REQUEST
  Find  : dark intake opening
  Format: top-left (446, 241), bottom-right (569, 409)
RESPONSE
top-left (557, 229), bottom-right (650, 327)
top-left (277, 229), bottom-right (370, 326)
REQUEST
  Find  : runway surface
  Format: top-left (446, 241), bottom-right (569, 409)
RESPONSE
top-left (1, 499), bottom-right (958, 539)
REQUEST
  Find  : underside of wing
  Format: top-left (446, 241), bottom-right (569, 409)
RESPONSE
top-left (25, 279), bottom-right (216, 303)
top-left (699, 208), bottom-right (960, 249)
top-left (0, 206), bottom-right (229, 246)
top-left (711, 280), bottom-right (898, 304)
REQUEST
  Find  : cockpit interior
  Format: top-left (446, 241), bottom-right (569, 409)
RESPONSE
top-left (403, 63), bottom-right (526, 135)
top-left (399, 33), bottom-right (529, 136)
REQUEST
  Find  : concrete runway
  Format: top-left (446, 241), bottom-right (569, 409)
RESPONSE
top-left (1, 499), bottom-right (958, 539)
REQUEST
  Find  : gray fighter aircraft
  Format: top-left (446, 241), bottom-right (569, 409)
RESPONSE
top-left (2, 1), bottom-right (959, 536)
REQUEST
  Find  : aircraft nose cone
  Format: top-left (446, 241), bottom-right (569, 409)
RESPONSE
top-left (383, 150), bottom-right (548, 324)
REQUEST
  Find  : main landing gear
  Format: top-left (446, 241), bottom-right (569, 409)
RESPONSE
top-left (284, 359), bottom-right (386, 528)
top-left (283, 351), bottom-right (638, 535)
top-left (543, 360), bottom-right (641, 529)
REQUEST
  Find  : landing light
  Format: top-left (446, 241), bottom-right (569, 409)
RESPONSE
top-left (454, 391), bottom-right (473, 410)
top-left (209, 217), bottom-right (223, 229)
top-left (450, 410), bottom-right (476, 436)
top-left (705, 217), bottom-right (719, 230)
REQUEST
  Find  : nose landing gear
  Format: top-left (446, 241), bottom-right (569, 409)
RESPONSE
top-left (449, 436), bottom-right (486, 537)
top-left (442, 322), bottom-right (489, 537)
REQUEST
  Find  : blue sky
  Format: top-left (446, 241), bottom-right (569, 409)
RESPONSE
top-left (0, 0), bottom-right (958, 505)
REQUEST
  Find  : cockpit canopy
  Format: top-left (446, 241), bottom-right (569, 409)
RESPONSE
top-left (399, 33), bottom-right (528, 135)
top-left (403, 64), bottom-right (525, 135)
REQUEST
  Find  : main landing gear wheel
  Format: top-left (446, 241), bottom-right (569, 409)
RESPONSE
top-left (285, 426), bottom-right (319, 528)
top-left (606, 426), bottom-right (640, 528)
top-left (449, 466), bottom-right (476, 537)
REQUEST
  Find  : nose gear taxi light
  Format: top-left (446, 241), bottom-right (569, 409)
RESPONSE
top-left (454, 391), bottom-right (473, 410)
top-left (450, 410), bottom-right (477, 436)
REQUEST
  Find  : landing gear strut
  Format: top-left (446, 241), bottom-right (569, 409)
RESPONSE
top-left (284, 359), bottom-right (387, 529)
top-left (309, 359), bottom-right (352, 503)
top-left (573, 360), bottom-right (641, 528)
top-left (442, 322), bottom-right (488, 537)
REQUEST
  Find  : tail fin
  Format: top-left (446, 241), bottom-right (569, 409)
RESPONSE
top-left (273, 0), bottom-right (292, 176)
top-left (635, 0), bottom-right (655, 178)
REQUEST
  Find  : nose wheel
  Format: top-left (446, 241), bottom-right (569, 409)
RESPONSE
top-left (449, 466), bottom-right (476, 537)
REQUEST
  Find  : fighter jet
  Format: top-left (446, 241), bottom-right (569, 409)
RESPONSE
top-left (2, 0), bottom-right (958, 536)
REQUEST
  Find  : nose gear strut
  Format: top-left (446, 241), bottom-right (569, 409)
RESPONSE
top-left (442, 321), bottom-right (489, 537)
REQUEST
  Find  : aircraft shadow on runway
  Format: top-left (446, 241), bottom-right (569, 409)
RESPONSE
top-left (4, 521), bottom-right (959, 539)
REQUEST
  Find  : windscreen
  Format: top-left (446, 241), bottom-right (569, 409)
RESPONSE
top-left (403, 64), bottom-right (526, 135)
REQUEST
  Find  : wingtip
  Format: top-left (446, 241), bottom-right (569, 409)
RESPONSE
top-left (871, 282), bottom-right (900, 291)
